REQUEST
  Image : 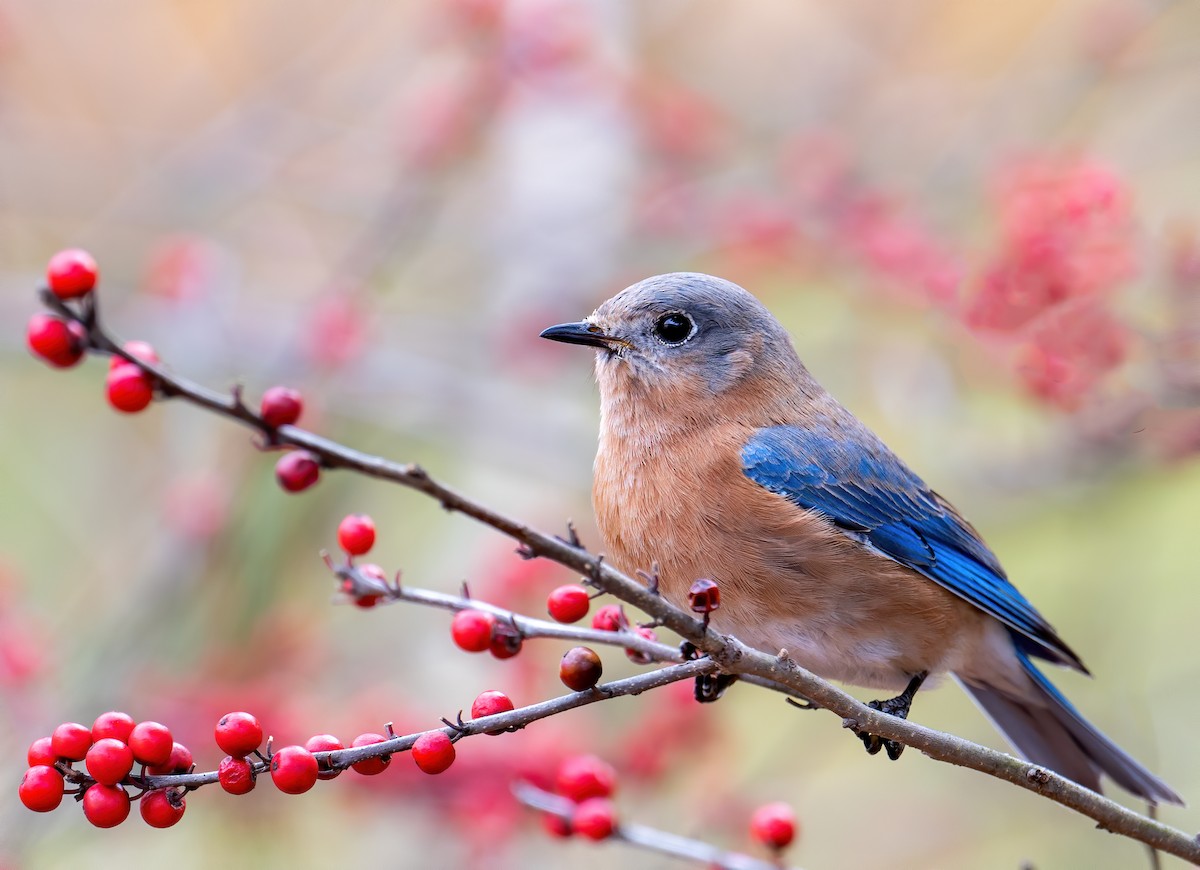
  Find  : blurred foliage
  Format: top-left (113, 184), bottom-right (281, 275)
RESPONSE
top-left (2, 0), bottom-right (1199, 868)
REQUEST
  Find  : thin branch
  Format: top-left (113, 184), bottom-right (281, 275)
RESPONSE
top-left (42, 292), bottom-right (1200, 865)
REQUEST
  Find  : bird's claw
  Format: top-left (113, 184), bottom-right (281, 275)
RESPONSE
top-left (693, 673), bottom-right (738, 703)
top-left (852, 672), bottom-right (926, 761)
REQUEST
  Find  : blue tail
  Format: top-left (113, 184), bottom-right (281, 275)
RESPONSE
top-left (961, 649), bottom-right (1181, 805)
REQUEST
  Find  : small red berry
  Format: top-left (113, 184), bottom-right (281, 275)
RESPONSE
top-left (591, 604), bottom-right (627, 632)
top-left (260, 386), bottom-right (304, 428)
top-left (218, 755), bottom-right (256, 795)
top-left (214, 711), bottom-right (263, 758)
top-left (471, 690), bottom-right (515, 720)
top-left (547, 584), bottom-right (590, 623)
top-left (106, 365), bottom-right (154, 413)
top-left (559, 646), bottom-right (603, 692)
top-left (450, 609), bottom-right (495, 653)
top-left (270, 745), bottom-right (319, 794)
top-left (337, 513), bottom-right (376, 556)
top-left (411, 731), bottom-right (455, 774)
top-left (82, 783), bottom-right (130, 828)
top-left (19, 766), bottom-right (64, 812)
top-left (749, 801), bottom-right (797, 850)
top-left (688, 578), bottom-right (721, 614)
top-left (572, 797), bottom-right (616, 840)
top-left (625, 626), bottom-right (658, 665)
top-left (556, 754), bottom-right (616, 801)
top-left (26, 314), bottom-right (86, 367)
top-left (109, 340), bottom-right (159, 371)
top-left (350, 733), bottom-right (391, 776)
top-left (50, 722), bottom-right (92, 761)
top-left (275, 451), bottom-right (320, 493)
top-left (128, 721), bottom-right (173, 767)
top-left (86, 738), bottom-right (134, 785)
top-left (140, 789), bottom-right (185, 828)
top-left (305, 734), bottom-right (344, 780)
top-left (27, 737), bottom-right (56, 768)
top-left (147, 742), bottom-right (193, 776)
top-left (542, 812), bottom-right (573, 838)
top-left (489, 624), bottom-right (523, 660)
top-left (46, 248), bottom-right (98, 299)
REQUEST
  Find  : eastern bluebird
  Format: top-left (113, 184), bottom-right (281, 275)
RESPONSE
top-left (541, 272), bottom-right (1180, 805)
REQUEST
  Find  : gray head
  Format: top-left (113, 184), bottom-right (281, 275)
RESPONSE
top-left (540, 273), bottom-right (803, 397)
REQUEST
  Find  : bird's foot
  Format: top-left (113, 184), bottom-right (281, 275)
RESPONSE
top-left (852, 672), bottom-right (927, 761)
top-left (694, 673), bottom-right (738, 703)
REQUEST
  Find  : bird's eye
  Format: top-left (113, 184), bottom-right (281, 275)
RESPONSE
top-left (652, 313), bottom-right (695, 345)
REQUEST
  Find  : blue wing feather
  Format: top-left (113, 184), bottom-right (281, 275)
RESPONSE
top-left (741, 425), bottom-right (1085, 671)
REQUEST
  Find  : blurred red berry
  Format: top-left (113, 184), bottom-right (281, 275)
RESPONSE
top-left (750, 801), bottom-right (797, 850)
top-left (451, 609), bottom-right (495, 652)
top-left (26, 737), bottom-right (56, 767)
top-left (688, 578), bottom-right (721, 613)
top-left (411, 731), bottom-right (455, 774)
top-left (572, 797), bottom-right (616, 840)
top-left (625, 626), bottom-right (659, 665)
top-left (214, 711), bottom-right (263, 758)
top-left (337, 513), bottom-right (376, 556)
top-left (556, 754), bottom-right (616, 801)
top-left (128, 721), bottom-right (173, 767)
top-left (86, 738), bottom-right (134, 785)
top-left (140, 789), bottom-right (185, 828)
top-left (147, 742), bottom-right (193, 776)
top-left (560, 646), bottom-right (603, 692)
top-left (19, 765), bottom-right (64, 812)
top-left (218, 755), bottom-right (256, 795)
top-left (275, 451), bottom-right (320, 493)
top-left (82, 783), bottom-right (130, 828)
top-left (26, 314), bottom-right (86, 367)
top-left (305, 734), bottom-right (345, 780)
top-left (591, 604), bottom-right (626, 632)
top-left (260, 386), bottom-right (304, 428)
top-left (46, 248), bottom-right (98, 299)
top-left (542, 812), bottom-right (573, 838)
top-left (350, 733), bottom-right (391, 776)
top-left (106, 366), bottom-right (154, 413)
top-left (489, 624), bottom-right (524, 660)
top-left (109, 340), bottom-right (159, 372)
top-left (547, 584), bottom-right (590, 623)
top-left (51, 722), bottom-right (92, 761)
top-left (471, 690), bottom-right (515, 720)
top-left (270, 745), bottom-right (318, 794)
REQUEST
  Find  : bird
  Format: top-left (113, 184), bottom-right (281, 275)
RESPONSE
top-left (540, 271), bottom-right (1180, 805)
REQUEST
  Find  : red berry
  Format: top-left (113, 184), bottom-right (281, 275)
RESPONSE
top-left (275, 451), bottom-right (320, 493)
top-left (109, 340), bottom-right (159, 371)
top-left (128, 721), bottom-right (173, 767)
top-left (46, 248), bottom-right (98, 299)
top-left (337, 513), bottom-right (376, 556)
top-left (140, 788), bottom-right (186, 828)
top-left (106, 365), bottom-right (154, 413)
top-left (214, 711), bottom-right (263, 758)
top-left (489, 624), bottom-right (523, 660)
top-left (92, 711), bottom-right (135, 743)
top-left (26, 314), bottom-right (86, 367)
top-left (591, 604), bottom-right (627, 632)
top-left (19, 766), bottom-right (64, 812)
top-left (559, 646), bottom-right (603, 692)
top-left (270, 745), bottom-right (319, 794)
top-left (147, 742), bottom-right (193, 776)
top-left (411, 731), bottom-right (455, 774)
top-left (688, 578), bottom-right (721, 614)
top-left (547, 584), bottom-right (590, 623)
top-left (350, 733), bottom-right (391, 776)
top-left (625, 626), bottom-right (658, 665)
top-left (27, 737), bottom-right (56, 768)
top-left (50, 722), bottom-right (92, 761)
top-left (305, 734), bottom-right (344, 780)
top-left (556, 754), bottom-right (616, 801)
top-left (542, 812), bottom-right (573, 838)
top-left (343, 562), bottom-right (387, 608)
top-left (749, 801), bottom-right (797, 850)
top-left (450, 609), bottom-right (495, 653)
top-left (82, 783), bottom-right (130, 828)
top-left (218, 755), bottom-right (256, 795)
top-left (471, 690), bottom-right (515, 720)
top-left (86, 738), bottom-right (134, 785)
top-left (572, 797), bottom-right (616, 840)
top-left (260, 386), bottom-right (303, 428)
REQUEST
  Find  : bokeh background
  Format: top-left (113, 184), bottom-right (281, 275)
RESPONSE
top-left (3, 1), bottom-right (1199, 867)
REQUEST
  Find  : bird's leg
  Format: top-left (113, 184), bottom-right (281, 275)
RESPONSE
top-left (855, 672), bottom-right (927, 761)
top-left (694, 673), bottom-right (739, 703)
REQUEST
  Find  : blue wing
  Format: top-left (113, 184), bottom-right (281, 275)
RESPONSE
top-left (741, 425), bottom-right (1085, 671)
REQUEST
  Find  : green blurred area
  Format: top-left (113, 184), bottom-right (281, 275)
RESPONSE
top-left (2, 1), bottom-right (1199, 868)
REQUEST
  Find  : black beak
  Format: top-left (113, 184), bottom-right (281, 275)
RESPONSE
top-left (539, 320), bottom-right (622, 350)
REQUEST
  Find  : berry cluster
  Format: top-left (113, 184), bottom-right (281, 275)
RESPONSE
top-left (542, 755), bottom-right (619, 841)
